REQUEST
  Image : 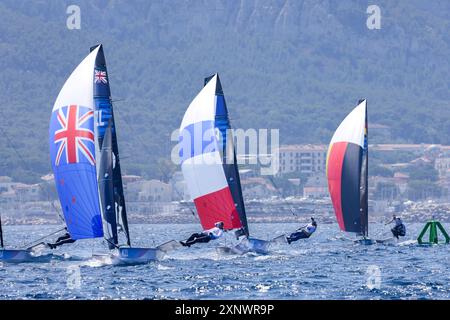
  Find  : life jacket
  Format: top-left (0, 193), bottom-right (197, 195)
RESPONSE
top-left (204, 227), bottom-right (223, 239)
top-left (393, 223), bottom-right (406, 237)
top-left (304, 223), bottom-right (316, 235)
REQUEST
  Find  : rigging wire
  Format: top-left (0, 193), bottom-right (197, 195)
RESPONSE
top-left (21, 226), bottom-right (67, 249)
top-left (267, 175), bottom-right (297, 217)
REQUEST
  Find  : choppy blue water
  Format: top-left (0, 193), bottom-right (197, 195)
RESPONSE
top-left (0, 223), bottom-right (449, 300)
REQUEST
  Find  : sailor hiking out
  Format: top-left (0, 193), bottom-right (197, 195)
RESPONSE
top-left (180, 221), bottom-right (225, 247)
top-left (286, 217), bottom-right (317, 244)
top-left (46, 227), bottom-right (76, 249)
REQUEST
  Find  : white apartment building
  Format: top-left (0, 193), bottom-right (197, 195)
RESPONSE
top-left (126, 179), bottom-right (172, 202)
top-left (276, 144), bottom-right (328, 176)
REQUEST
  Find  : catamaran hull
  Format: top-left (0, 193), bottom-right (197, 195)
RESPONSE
top-left (243, 238), bottom-right (270, 254)
top-left (0, 249), bottom-right (53, 263)
top-left (375, 238), bottom-right (397, 245)
top-left (90, 241), bottom-right (181, 265)
top-left (114, 247), bottom-right (162, 264)
top-left (216, 245), bottom-right (245, 255)
top-left (354, 238), bottom-right (376, 245)
top-left (217, 238), bottom-right (270, 255)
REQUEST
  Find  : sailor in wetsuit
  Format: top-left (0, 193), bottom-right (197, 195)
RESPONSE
top-left (180, 221), bottom-right (225, 247)
top-left (286, 217), bottom-right (317, 244)
top-left (387, 215), bottom-right (406, 239)
top-left (46, 227), bottom-right (76, 249)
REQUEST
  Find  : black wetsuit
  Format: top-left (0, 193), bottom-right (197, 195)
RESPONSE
top-left (286, 223), bottom-right (316, 244)
top-left (47, 233), bottom-right (76, 249)
top-left (182, 233), bottom-right (212, 247)
top-left (286, 229), bottom-right (310, 244)
top-left (391, 224), bottom-right (406, 239)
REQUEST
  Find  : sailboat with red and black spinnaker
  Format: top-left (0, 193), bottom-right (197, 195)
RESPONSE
top-left (326, 99), bottom-right (374, 245)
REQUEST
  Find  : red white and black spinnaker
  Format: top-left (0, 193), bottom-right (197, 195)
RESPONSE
top-left (326, 99), bottom-right (373, 244)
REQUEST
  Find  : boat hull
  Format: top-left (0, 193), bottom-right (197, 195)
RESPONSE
top-left (114, 247), bottom-right (162, 264)
top-left (354, 238), bottom-right (376, 245)
top-left (375, 237), bottom-right (397, 245)
top-left (217, 237), bottom-right (270, 255)
top-left (0, 249), bottom-right (53, 263)
top-left (244, 238), bottom-right (270, 254)
top-left (216, 245), bottom-right (245, 255)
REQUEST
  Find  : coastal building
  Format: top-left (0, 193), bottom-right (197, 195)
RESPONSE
top-left (126, 179), bottom-right (172, 202)
top-left (0, 177), bottom-right (42, 203)
top-left (0, 176), bottom-right (15, 194)
top-left (303, 174), bottom-right (328, 198)
top-left (435, 158), bottom-right (450, 198)
top-left (14, 183), bottom-right (42, 202)
top-left (393, 172), bottom-right (409, 194)
top-left (169, 171), bottom-right (190, 201)
top-left (276, 144), bottom-right (328, 177)
top-left (371, 176), bottom-right (400, 201)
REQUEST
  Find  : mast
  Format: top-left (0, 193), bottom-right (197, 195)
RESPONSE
top-left (359, 99), bottom-right (369, 237)
top-left (205, 74), bottom-right (249, 237)
top-left (98, 120), bottom-right (118, 247)
top-left (91, 45), bottom-right (131, 246)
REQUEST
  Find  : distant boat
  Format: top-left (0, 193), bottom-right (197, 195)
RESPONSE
top-left (49, 45), bottom-right (178, 264)
top-left (179, 74), bottom-right (269, 254)
top-left (326, 99), bottom-right (374, 244)
top-left (0, 192), bottom-right (54, 263)
top-left (0, 209), bottom-right (53, 263)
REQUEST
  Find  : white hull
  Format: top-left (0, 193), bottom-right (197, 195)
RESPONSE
top-left (113, 247), bottom-right (162, 264)
top-left (92, 240), bottom-right (182, 265)
top-left (217, 237), bottom-right (270, 255)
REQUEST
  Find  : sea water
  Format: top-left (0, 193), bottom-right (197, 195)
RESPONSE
top-left (0, 223), bottom-right (449, 299)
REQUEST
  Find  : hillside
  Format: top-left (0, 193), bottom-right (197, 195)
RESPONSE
top-left (0, 0), bottom-right (449, 182)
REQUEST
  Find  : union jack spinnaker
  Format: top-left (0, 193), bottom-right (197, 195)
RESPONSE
top-left (49, 47), bottom-right (103, 240)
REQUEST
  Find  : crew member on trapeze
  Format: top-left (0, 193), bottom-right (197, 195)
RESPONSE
top-left (180, 221), bottom-right (225, 247)
top-left (286, 217), bottom-right (317, 244)
top-left (46, 227), bottom-right (76, 249)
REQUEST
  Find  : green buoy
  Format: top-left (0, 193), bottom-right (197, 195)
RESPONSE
top-left (417, 220), bottom-right (450, 245)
